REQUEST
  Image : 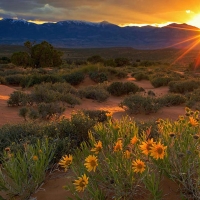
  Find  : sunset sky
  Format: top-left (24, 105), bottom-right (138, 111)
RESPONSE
top-left (0, 0), bottom-right (200, 28)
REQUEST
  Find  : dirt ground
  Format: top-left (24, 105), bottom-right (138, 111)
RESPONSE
top-left (0, 76), bottom-right (186, 200)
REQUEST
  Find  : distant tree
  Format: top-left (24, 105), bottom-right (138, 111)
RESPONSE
top-left (11, 41), bottom-right (63, 68)
top-left (11, 51), bottom-right (31, 67)
top-left (24, 41), bottom-right (35, 55)
top-left (30, 41), bottom-right (63, 68)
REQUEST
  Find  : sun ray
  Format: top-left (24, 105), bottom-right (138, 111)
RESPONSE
top-left (165, 34), bottom-right (200, 48)
top-left (194, 51), bottom-right (200, 69)
top-left (171, 38), bottom-right (200, 65)
top-left (159, 23), bottom-right (200, 66)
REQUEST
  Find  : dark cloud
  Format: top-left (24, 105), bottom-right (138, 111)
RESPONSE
top-left (0, 0), bottom-right (199, 25)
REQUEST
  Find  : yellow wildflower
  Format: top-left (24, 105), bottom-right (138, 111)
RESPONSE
top-left (113, 140), bottom-right (123, 152)
top-left (84, 155), bottom-right (98, 172)
top-left (33, 155), bottom-right (38, 161)
top-left (73, 174), bottom-right (89, 192)
top-left (139, 138), bottom-right (155, 155)
top-left (132, 159), bottom-right (146, 173)
top-left (59, 154), bottom-right (73, 172)
top-left (150, 142), bottom-right (167, 160)
top-left (189, 116), bottom-right (199, 127)
top-left (130, 136), bottom-right (138, 145)
top-left (91, 141), bottom-right (103, 154)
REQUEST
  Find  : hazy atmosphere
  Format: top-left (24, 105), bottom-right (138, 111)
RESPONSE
top-left (0, 0), bottom-right (200, 27)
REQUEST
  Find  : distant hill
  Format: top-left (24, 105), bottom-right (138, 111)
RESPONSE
top-left (0, 18), bottom-right (199, 49)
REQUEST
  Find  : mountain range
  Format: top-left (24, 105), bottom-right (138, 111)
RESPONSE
top-left (0, 18), bottom-right (199, 49)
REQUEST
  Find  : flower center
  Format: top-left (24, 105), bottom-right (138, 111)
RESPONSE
top-left (79, 180), bottom-right (86, 187)
top-left (90, 160), bottom-right (97, 167)
top-left (157, 147), bottom-right (163, 154)
top-left (65, 160), bottom-right (71, 165)
top-left (137, 163), bottom-right (143, 169)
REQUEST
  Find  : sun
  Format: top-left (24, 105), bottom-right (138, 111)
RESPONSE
top-left (187, 14), bottom-right (200, 28)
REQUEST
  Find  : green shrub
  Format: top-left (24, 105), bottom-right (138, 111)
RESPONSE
top-left (82, 109), bottom-right (108, 122)
top-left (159, 94), bottom-right (186, 106)
top-left (89, 71), bottom-right (108, 83)
top-left (116, 70), bottom-right (127, 79)
top-left (60, 93), bottom-right (81, 107)
top-left (19, 107), bottom-right (29, 121)
top-left (7, 91), bottom-right (32, 106)
top-left (70, 111), bottom-right (96, 145)
top-left (79, 85), bottom-right (109, 102)
top-left (107, 82), bottom-right (139, 96)
top-left (0, 121), bottom-right (70, 157)
top-left (120, 94), bottom-right (161, 114)
top-left (0, 138), bottom-right (56, 199)
top-left (123, 82), bottom-right (139, 95)
top-left (63, 71), bottom-right (85, 85)
top-left (169, 80), bottom-right (200, 93)
top-left (150, 77), bottom-right (173, 88)
top-left (185, 88), bottom-right (200, 108)
top-left (20, 74), bottom-right (64, 88)
top-left (30, 82), bottom-right (78, 104)
top-left (28, 108), bottom-right (39, 120)
top-left (5, 74), bottom-right (25, 85)
top-left (11, 51), bottom-right (31, 67)
top-left (37, 102), bottom-right (65, 119)
top-left (0, 123), bottom-right (41, 153)
top-left (78, 65), bottom-right (98, 74)
top-left (31, 86), bottom-right (60, 103)
top-left (132, 73), bottom-right (149, 81)
top-left (45, 82), bottom-right (77, 94)
top-left (107, 82), bottom-right (124, 96)
top-left (147, 90), bottom-right (156, 96)
top-left (0, 76), bottom-right (6, 84)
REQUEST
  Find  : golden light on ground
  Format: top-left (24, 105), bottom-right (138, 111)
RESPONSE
top-left (0, 95), bottom-right (9, 100)
top-left (187, 14), bottom-right (200, 28)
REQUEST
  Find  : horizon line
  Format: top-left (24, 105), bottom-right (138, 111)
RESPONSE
top-left (0, 17), bottom-right (199, 29)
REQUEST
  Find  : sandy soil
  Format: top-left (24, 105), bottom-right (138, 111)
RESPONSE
top-left (31, 170), bottom-right (182, 200)
top-left (0, 85), bottom-right (23, 126)
top-left (0, 76), bottom-right (186, 199)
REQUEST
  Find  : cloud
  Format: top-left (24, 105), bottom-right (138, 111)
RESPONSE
top-left (0, 0), bottom-right (199, 24)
